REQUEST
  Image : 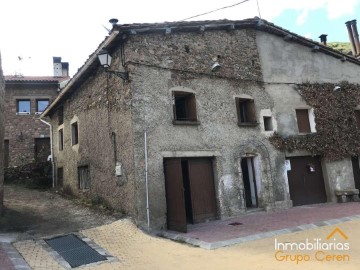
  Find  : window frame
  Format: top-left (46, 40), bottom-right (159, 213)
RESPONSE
top-left (36, 99), bottom-right (49, 114)
top-left (235, 97), bottom-right (258, 126)
top-left (58, 106), bottom-right (64, 125)
top-left (71, 122), bottom-right (79, 146)
top-left (78, 165), bottom-right (90, 191)
top-left (172, 91), bottom-right (199, 125)
top-left (58, 128), bottom-right (64, 151)
top-left (16, 99), bottom-right (31, 114)
top-left (295, 109), bottom-right (312, 134)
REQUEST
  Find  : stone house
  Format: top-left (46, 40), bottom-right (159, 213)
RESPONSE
top-left (42, 18), bottom-right (360, 232)
top-left (4, 57), bottom-right (69, 168)
top-left (0, 53), bottom-right (5, 213)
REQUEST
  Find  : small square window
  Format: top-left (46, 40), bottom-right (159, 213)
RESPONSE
top-left (71, 122), bottom-right (79, 145)
top-left (17, 100), bottom-right (31, 114)
top-left (36, 99), bottom-right (49, 113)
top-left (58, 129), bottom-right (64, 151)
top-left (236, 98), bottom-right (257, 125)
top-left (263, 116), bottom-right (273, 131)
top-left (173, 92), bottom-right (197, 122)
top-left (78, 165), bottom-right (90, 190)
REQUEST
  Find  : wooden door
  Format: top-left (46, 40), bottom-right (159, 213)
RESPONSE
top-left (287, 156), bottom-right (327, 206)
top-left (188, 158), bottom-right (217, 223)
top-left (351, 156), bottom-right (360, 190)
top-left (164, 159), bottom-right (187, 232)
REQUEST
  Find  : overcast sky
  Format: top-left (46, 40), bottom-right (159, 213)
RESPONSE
top-left (1, 0), bottom-right (359, 77)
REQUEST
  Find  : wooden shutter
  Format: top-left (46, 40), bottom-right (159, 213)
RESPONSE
top-left (164, 159), bottom-right (187, 232)
top-left (296, 109), bottom-right (311, 133)
top-left (246, 100), bottom-right (256, 123)
top-left (187, 94), bottom-right (197, 121)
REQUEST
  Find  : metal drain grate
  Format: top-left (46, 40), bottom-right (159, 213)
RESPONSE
top-left (46, 234), bottom-right (106, 268)
top-left (228, 222), bottom-right (243, 226)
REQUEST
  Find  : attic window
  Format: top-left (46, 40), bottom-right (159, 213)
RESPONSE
top-left (236, 98), bottom-right (257, 126)
top-left (173, 91), bottom-right (198, 124)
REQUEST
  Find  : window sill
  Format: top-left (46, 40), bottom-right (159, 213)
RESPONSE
top-left (16, 112), bottom-right (31, 115)
top-left (173, 120), bottom-right (200, 126)
top-left (35, 112), bottom-right (43, 115)
top-left (238, 122), bottom-right (259, 127)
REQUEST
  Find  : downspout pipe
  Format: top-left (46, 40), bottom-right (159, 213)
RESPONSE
top-left (40, 118), bottom-right (55, 188)
top-left (144, 130), bottom-right (150, 230)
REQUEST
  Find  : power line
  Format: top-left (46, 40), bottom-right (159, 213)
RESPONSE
top-left (256, 0), bottom-right (262, 19)
top-left (181, 0), bottom-right (251, 21)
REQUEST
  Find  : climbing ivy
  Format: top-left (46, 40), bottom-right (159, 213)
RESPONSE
top-left (269, 81), bottom-right (360, 161)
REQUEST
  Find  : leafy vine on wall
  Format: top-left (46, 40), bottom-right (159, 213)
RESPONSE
top-left (269, 81), bottom-right (360, 161)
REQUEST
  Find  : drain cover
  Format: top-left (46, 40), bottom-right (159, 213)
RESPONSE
top-left (228, 222), bottom-right (243, 226)
top-left (46, 234), bottom-right (106, 268)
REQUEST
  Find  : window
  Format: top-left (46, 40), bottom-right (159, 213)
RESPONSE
top-left (57, 167), bottom-right (63, 187)
top-left (58, 106), bottom-right (64, 125)
top-left (58, 129), bottom-right (64, 151)
top-left (173, 92), bottom-right (197, 122)
top-left (78, 165), bottom-right (90, 190)
top-left (236, 98), bottom-right (257, 125)
top-left (71, 122), bottom-right (78, 145)
top-left (263, 116), bottom-right (273, 131)
top-left (17, 99), bottom-right (31, 114)
top-left (36, 99), bottom-right (49, 113)
top-left (355, 110), bottom-right (360, 128)
top-left (296, 109), bottom-right (311, 133)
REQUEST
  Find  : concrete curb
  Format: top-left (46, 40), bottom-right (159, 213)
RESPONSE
top-left (0, 243), bottom-right (31, 270)
top-left (156, 214), bottom-right (360, 250)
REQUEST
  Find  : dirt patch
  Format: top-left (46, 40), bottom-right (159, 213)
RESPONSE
top-left (0, 185), bottom-right (118, 241)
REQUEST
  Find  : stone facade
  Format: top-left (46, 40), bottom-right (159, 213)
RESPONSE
top-left (0, 53), bottom-right (5, 213)
top-left (256, 30), bottom-right (360, 203)
top-left (4, 58), bottom-right (69, 168)
top-left (43, 19), bottom-right (360, 231)
top-left (4, 80), bottom-right (58, 166)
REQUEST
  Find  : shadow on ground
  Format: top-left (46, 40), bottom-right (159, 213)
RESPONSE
top-left (0, 185), bottom-right (117, 240)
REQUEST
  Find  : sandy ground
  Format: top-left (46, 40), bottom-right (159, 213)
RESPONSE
top-left (15, 218), bottom-right (360, 270)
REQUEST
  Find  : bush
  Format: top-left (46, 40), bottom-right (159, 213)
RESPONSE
top-left (4, 162), bottom-right (52, 189)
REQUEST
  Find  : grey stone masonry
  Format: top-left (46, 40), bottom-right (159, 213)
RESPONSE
top-left (0, 53), bottom-right (4, 213)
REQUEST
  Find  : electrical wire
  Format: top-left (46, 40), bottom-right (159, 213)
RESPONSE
top-left (181, 0), bottom-right (251, 21)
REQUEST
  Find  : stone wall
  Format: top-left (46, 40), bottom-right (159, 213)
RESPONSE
top-left (0, 53), bottom-right (4, 213)
top-left (4, 83), bottom-right (58, 166)
top-left (124, 29), bottom-right (289, 229)
top-left (49, 51), bottom-right (137, 217)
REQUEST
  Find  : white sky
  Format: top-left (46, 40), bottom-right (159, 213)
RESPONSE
top-left (0, 0), bottom-right (358, 77)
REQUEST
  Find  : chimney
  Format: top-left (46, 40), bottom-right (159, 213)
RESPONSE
top-left (53, 57), bottom-right (69, 77)
top-left (345, 20), bottom-right (358, 56)
top-left (351, 20), bottom-right (360, 56)
top-left (319, 34), bottom-right (327, 45)
top-left (61, 62), bottom-right (69, 77)
top-left (53, 57), bottom-right (62, 77)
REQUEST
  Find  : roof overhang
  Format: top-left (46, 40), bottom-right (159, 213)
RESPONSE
top-left (41, 31), bottom-right (120, 118)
